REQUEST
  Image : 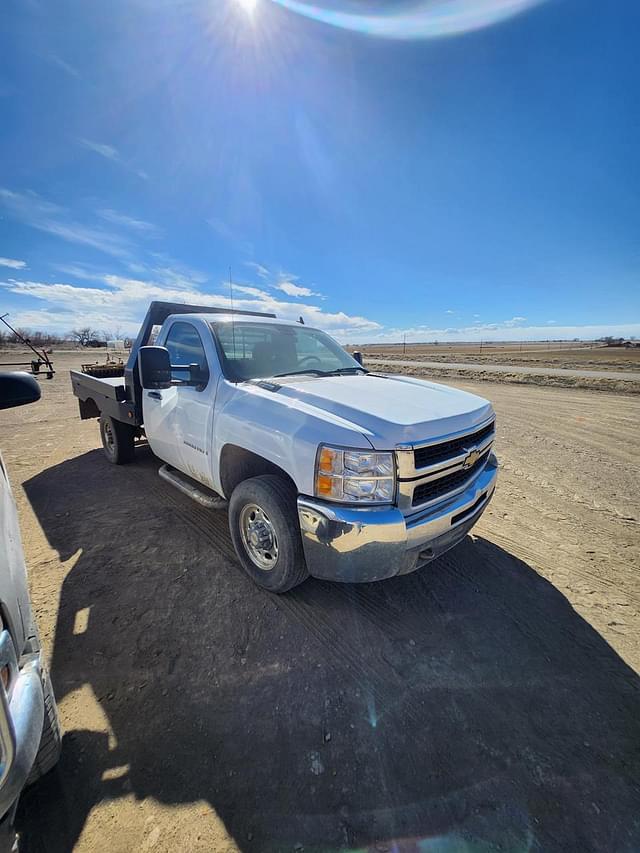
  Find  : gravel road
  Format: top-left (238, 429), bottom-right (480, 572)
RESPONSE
top-left (1, 353), bottom-right (638, 853)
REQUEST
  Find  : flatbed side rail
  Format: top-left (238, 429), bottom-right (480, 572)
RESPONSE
top-left (70, 370), bottom-right (126, 402)
top-left (70, 370), bottom-right (137, 423)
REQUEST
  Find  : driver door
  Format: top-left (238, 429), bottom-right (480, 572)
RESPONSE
top-left (142, 321), bottom-right (215, 486)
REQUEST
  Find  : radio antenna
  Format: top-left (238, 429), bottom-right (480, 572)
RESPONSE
top-left (229, 266), bottom-right (237, 365)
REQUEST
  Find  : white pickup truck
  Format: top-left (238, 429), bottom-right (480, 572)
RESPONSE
top-left (71, 301), bottom-right (497, 593)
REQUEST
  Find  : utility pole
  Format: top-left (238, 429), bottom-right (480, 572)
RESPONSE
top-left (403, 333), bottom-right (406, 356)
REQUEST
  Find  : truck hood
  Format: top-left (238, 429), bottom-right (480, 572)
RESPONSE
top-left (273, 373), bottom-right (493, 449)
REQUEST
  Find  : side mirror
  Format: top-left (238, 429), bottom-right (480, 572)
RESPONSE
top-left (139, 346), bottom-right (172, 390)
top-left (188, 363), bottom-right (209, 387)
top-left (352, 351), bottom-right (363, 366)
top-left (0, 372), bottom-right (41, 411)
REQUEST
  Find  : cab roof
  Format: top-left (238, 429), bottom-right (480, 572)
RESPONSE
top-left (170, 313), bottom-right (311, 329)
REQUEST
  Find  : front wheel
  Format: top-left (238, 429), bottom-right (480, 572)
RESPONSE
top-left (229, 475), bottom-right (309, 593)
top-left (27, 666), bottom-right (61, 784)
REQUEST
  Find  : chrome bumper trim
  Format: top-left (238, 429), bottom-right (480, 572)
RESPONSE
top-left (298, 454), bottom-right (497, 583)
top-left (0, 656), bottom-right (44, 819)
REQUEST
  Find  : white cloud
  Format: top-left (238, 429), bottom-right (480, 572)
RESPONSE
top-left (231, 284), bottom-right (270, 298)
top-left (0, 188), bottom-right (60, 219)
top-left (2, 267), bottom-right (637, 346)
top-left (0, 188), bottom-right (132, 259)
top-left (47, 55), bottom-right (80, 78)
top-left (276, 280), bottom-right (322, 298)
top-left (44, 222), bottom-right (131, 258)
top-left (0, 257), bottom-right (27, 270)
top-left (77, 141), bottom-right (148, 181)
top-left (503, 316), bottom-right (527, 327)
top-left (242, 264), bottom-right (323, 300)
top-left (145, 254), bottom-right (208, 288)
top-left (445, 309), bottom-right (455, 315)
top-left (78, 138), bottom-right (119, 161)
top-left (97, 209), bottom-right (160, 237)
top-left (53, 264), bottom-right (105, 281)
top-left (244, 261), bottom-right (270, 279)
top-left (0, 272), bottom-right (380, 339)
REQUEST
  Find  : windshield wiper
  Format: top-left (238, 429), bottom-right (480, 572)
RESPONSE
top-left (272, 369), bottom-right (331, 378)
top-left (272, 366), bottom-right (368, 379)
top-left (323, 367), bottom-right (368, 376)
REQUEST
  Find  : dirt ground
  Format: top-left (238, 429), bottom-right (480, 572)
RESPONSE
top-left (2, 352), bottom-right (639, 852)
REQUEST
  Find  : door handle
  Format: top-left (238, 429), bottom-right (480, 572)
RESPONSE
top-left (147, 391), bottom-right (162, 400)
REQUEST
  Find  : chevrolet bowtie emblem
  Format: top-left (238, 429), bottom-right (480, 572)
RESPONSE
top-left (462, 448), bottom-right (481, 469)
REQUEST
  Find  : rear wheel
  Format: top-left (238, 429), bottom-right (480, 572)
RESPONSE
top-left (229, 475), bottom-right (309, 593)
top-left (99, 415), bottom-right (136, 465)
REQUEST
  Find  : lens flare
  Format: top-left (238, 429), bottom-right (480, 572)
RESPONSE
top-left (267, 0), bottom-right (549, 39)
top-left (235, 0), bottom-right (259, 14)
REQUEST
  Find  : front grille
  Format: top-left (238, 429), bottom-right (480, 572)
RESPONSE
top-left (412, 450), bottom-right (490, 507)
top-left (413, 421), bottom-right (494, 469)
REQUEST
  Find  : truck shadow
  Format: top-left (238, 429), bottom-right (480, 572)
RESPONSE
top-left (17, 449), bottom-right (640, 852)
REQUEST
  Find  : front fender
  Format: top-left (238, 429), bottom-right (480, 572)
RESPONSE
top-left (212, 382), bottom-right (374, 496)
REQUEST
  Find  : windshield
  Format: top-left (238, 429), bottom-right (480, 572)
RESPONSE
top-left (211, 321), bottom-right (363, 382)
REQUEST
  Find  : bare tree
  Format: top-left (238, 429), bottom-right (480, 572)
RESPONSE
top-left (7, 327), bottom-right (32, 345)
top-left (69, 327), bottom-right (100, 347)
top-left (37, 330), bottom-right (63, 347)
top-left (103, 326), bottom-right (125, 342)
top-left (0, 326), bottom-right (62, 348)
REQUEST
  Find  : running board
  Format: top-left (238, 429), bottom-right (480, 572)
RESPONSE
top-left (158, 464), bottom-right (227, 509)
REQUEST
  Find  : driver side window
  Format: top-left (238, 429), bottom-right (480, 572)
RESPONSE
top-left (164, 322), bottom-right (210, 388)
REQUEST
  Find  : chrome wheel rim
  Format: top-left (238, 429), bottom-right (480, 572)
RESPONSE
top-left (239, 503), bottom-right (279, 571)
top-left (103, 420), bottom-right (115, 454)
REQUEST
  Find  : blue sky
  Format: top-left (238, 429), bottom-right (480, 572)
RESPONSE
top-left (0, 0), bottom-right (639, 342)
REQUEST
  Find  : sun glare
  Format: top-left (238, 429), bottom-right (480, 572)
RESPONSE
top-left (234, 0), bottom-right (258, 15)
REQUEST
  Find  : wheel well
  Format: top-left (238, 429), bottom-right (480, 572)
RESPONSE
top-left (219, 445), bottom-right (295, 499)
top-left (79, 397), bottom-right (100, 420)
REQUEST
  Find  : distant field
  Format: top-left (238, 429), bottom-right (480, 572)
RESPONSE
top-left (351, 343), bottom-right (640, 373)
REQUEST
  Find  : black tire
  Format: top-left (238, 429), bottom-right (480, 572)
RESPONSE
top-left (99, 415), bottom-right (136, 465)
top-left (27, 667), bottom-right (61, 785)
top-left (229, 475), bottom-right (309, 593)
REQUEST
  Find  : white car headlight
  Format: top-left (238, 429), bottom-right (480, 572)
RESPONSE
top-left (314, 445), bottom-right (395, 504)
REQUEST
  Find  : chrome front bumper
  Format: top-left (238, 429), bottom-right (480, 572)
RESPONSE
top-left (0, 629), bottom-right (44, 820)
top-left (298, 453), bottom-right (497, 583)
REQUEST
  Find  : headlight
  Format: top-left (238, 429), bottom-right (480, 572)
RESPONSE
top-left (314, 445), bottom-right (395, 504)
